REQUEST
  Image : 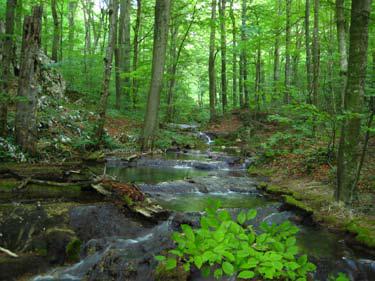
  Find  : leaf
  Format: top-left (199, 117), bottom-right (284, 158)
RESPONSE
top-left (298, 254), bottom-right (307, 265)
top-left (181, 224), bottom-right (195, 242)
top-left (194, 256), bottom-right (203, 269)
top-left (165, 258), bottom-right (177, 270)
top-left (218, 210), bottom-right (231, 221)
top-left (286, 237), bottom-right (296, 247)
top-left (238, 270), bottom-right (255, 279)
top-left (214, 230), bottom-right (225, 242)
top-left (222, 261), bottom-right (234, 275)
top-left (154, 255), bottom-right (166, 262)
top-left (237, 211), bottom-right (246, 225)
top-left (214, 268), bottom-right (223, 279)
top-left (246, 209), bottom-right (257, 220)
top-left (169, 249), bottom-right (183, 257)
top-left (183, 262), bottom-right (190, 272)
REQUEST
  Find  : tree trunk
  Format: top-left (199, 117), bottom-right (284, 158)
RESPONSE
top-left (284, 0), bottom-right (292, 104)
top-left (312, 0), bottom-right (320, 107)
top-left (94, 0), bottom-right (118, 143)
top-left (335, 0), bottom-right (348, 110)
top-left (115, 0), bottom-right (131, 110)
top-left (68, 1), bottom-right (77, 53)
top-left (273, 0), bottom-right (281, 103)
top-left (229, 0), bottom-right (237, 108)
top-left (132, 0), bottom-right (141, 108)
top-left (336, 0), bottom-right (372, 204)
top-left (305, 0), bottom-right (313, 103)
top-left (0, 0), bottom-right (17, 137)
top-left (255, 42), bottom-right (261, 111)
top-left (51, 0), bottom-right (59, 62)
top-left (209, 0), bottom-right (217, 121)
top-left (15, 6), bottom-right (43, 155)
top-left (166, 4), bottom-right (197, 122)
top-left (241, 0), bottom-right (249, 108)
top-left (219, 0), bottom-right (227, 113)
top-left (141, 0), bottom-right (171, 151)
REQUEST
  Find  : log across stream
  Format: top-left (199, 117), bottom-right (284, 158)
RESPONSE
top-left (0, 149), bottom-right (374, 281)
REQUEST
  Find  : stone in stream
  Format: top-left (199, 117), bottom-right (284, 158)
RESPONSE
top-left (139, 176), bottom-right (258, 194)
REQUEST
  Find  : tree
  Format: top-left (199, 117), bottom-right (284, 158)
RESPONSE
top-left (132, 0), bottom-right (142, 108)
top-left (229, 0), bottom-right (237, 108)
top-left (284, 0), bottom-right (292, 104)
top-left (115, 0), bottom-right (131, 110)
top-left (209, 0), bottom-right (217, 121)
top-left (219, 0), bottom-right (227, 113)
top-left (305, 0), bottom-right (313, 104)
top-left (335, 0), bottom-right (348, 109)
top-left (240, 0), bottom-right (249, 108)
top-left (51, 0), bottom-right (59, 62)
top-left (0, 0), bottom-right (17, 137)
top-left (312, 0), bottom-right (320, 107)
top-left (94, 0), bottom-right (118, 143)
top-left (141, 0), bottom-right (171, 151)
top-left (336, 0), bottom-right (372, 204)
top-left (68, 1), bottom-right (78, 53)
top-left (273, 0), bottom-right (282, 103)
top-left (15, 5), bottom-right (43, 155)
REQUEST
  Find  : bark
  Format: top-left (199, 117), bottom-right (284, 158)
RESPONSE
top-left (141, 0), bottom-right (171, 151)
top-left (312, 0), bottom-right (320, 107)
top-left (209, 0), bottom-right (217, 121)
top-left (273, 0), bottom-right (282, 102)
top-left (166, 4), bottom-right (197, 122)
top-left (0, 0), bottom-right (17, 138)
top-left (336, 0), bottom-right (372, 204)
top-left (94, 0), bottom-right (118, 143)
top-left (292, 25), bottom-right (302, 88)
top-left (335, 0), bottom-right (348, 110)
top-left (241, 0), bottom-right (249, 108)
top-left (305, 0), bottom-right (313, 103)
top-left (81, 0), bottom-right (92, 75)
top-left (51, 0), bottom-right (59, 62)
top-left (229, 0), bottom-right (237, 108)
top-left (219, 0), bottom-right (227, 113)
top-left (115, 0), bottom-right (131, 109)
top-left (284, 0), bottom-right (292, 104)
top-left (15, 6), bottom-right (43, 155)
top-left (132, 0), bottom-right (142, 108)
top-left (68, 1), bottom-right (77, 53)
top-left (255, 42), bottom-right (261, 111)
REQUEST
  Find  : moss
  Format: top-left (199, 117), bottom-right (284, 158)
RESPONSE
top-left (65, 238), bottom-right (82, 262)
top-left (346, 222), bottom-right (375, 247)
top-left (283, 195), bottom-right (313, 213)
top-left (248, 166), bottom-right (274, 177)
top-left (155, 263), bottom-right (188, 281)
top-left (0, 179), bottom-right (19, 192)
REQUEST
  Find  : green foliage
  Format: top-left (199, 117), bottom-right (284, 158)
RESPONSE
top-left (153, 129), bottom-right (205, 150)
top-left (65, 238), bottom-right (82, 262)
top-left (156, 200), bottom-right (316, 280)
top-left (329, 272), bottom-right (350, 281)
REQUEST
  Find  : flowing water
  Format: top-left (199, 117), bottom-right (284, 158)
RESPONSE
top-left (2, 135), bottom-right (374, 281)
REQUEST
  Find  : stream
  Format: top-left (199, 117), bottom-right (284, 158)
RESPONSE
top-left (1, 136), bottom-right (375, 281)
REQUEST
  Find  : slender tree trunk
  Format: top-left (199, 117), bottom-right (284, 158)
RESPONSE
top-left (273, 0), bottom-right (281, 103)
top-left (292, 25), bottom-right (302, 88)
top-left (230, 0), bottom-right (237, 108)
top-left (312, 0), bottom-right (320, 107)
top-left (335, 0), bottom-right (348, 110)
top-left (115, 0), bottom-right (131, 109)
top-left (68, 1), bottom-right (77, 53)
top-left (336, 0), bottom-right (372, 204)
top-left (15, 6), bottom-right (43, 155)
top-left (166, 4), bottom-right (197, 122)
top-left (82, 0), bottom-right (92, 78)
top-left (255, 42), bottom-right (261, 111)
top-left (94, 0), bottom-right (118, 143)
top-left (284, 0), bottom-right (292, 104)
top-left (209, 0), bottom-right (217, 121)
top-left (51, 0), bottom-right (59, 62)
top-left (305, 0), bottom-right (313, 103)
top-left (219, 0), bottom-right (227, 113)
top-left (132, 0), bottom-right (141, 108)
top-left (141, 0), bottom-right (171, 151)
top-left (241, 0), bottom-right (249, 108)
top-left (0, 0), bottom-right (17, 138)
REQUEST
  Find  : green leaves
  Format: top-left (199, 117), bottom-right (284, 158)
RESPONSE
top-left (155, 200), bottom-right (316, 280)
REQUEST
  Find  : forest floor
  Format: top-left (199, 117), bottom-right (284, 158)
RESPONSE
top-left (208, 110), bottom-right (375, 249)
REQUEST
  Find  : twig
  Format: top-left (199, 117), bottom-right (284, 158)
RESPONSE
top-left (0, 246), bottom-right (19, 258)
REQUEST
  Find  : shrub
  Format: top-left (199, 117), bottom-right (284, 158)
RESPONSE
top-left (156, 200), bottom-right (316, 280)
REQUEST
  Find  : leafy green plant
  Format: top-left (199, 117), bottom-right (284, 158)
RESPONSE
top-left (329, 272), bottom-right (350, 281)
top-left (155, 200), bottom-right (316, 280)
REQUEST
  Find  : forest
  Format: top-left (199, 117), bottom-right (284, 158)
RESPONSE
top-left (0, 0), bottom-right (374, 280)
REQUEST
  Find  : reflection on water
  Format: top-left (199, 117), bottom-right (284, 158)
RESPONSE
top-left (107, 166), bottom-right (210, 184)
top-left (155, 192), bottom-right (270, 212)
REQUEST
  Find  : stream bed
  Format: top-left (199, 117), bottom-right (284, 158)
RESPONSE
top-left (1, 149), bottom-right (374, 281)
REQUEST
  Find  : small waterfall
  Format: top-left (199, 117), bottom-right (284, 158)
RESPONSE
top-left (198, 132), bottom-right (214, 145)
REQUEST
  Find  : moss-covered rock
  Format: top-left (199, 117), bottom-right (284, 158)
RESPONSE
top-left (283, 195), bottom-right (313, 214)
top-left (65, 238), bottom-right (82, 262)
top-left (346, 221), bottom-right (375, 248)
top-left (155, 262), bottom-right (189, 281)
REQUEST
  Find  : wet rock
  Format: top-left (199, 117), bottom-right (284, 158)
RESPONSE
top-left (69, 204), bottom-right (154, 241)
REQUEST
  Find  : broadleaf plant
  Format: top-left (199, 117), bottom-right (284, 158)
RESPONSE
top-left (155, 200), bottom-right (317, 280)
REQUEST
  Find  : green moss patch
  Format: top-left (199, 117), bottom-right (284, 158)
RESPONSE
top-left (283, 195), bottom-right (313, 214)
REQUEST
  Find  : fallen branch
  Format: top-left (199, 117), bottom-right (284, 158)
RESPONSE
top-left (0, 246), bottom-right (19, 258)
